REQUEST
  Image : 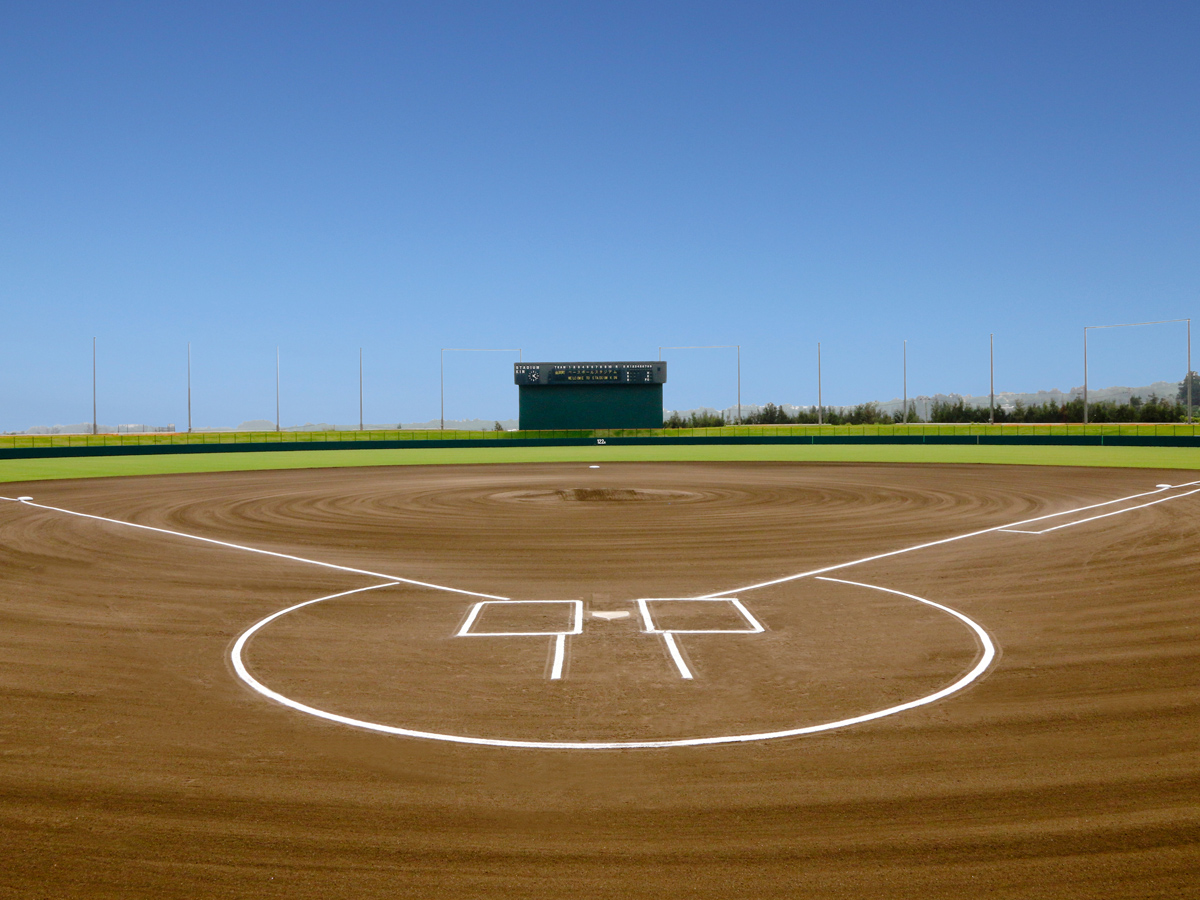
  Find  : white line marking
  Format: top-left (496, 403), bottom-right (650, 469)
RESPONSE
top-left (551, 633), bottom-right (566, 680)
top-left (997, 487), bottom-right (1200, 534)
top-left (636, 597), bottom-right (765, 634)
top-left (636, 598), bottom-right (764, 679)
top-left (231, 576), bottom-right (993, 748)
top-left (11, 478), bottom-right (1191, 749)
top-left (2, 497), bottom-right (506, 601)
top-left (457, 600), bottom-right (584, 636)
top-left (635, 598), bottom-right (656, 633)
top-left (661, 632), bottom-right (692, 679)
top-left (698, 480), bottom-right (1200, 598)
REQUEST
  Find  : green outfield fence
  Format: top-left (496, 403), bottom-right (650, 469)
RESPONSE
top-left (1, 422), bottom-right (1197, 460)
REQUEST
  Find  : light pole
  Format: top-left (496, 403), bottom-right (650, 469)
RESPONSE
top-left (1083, 327), bottom-right (1089, 424)
top-left (440, 348), bottom-right (522, 430)
top-left (1084, 318), bottom-right (1192, 425)
top-left (902, 340), bottom-right (907, 422)
top-left (817, 342), bottom-right (823, 426)
top-left (359, 348), bottom-right (363, 432)
top-left (989, 333), bottom-right (995, 425)
top-left (658, 345), bottom-right (741, 424)
top-left (187, 343), bottom-right (192, 433)
top-left (275, 347), bottom-right (280, 433)
top-left (92, 337), bottom-right (97, 435)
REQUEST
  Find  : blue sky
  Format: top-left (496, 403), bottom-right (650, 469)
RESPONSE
top-left (2, 1), bottom-right (1197, 429)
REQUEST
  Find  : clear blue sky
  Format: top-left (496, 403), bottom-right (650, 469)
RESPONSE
top-left (2, 1), bottom-right (1197, 429)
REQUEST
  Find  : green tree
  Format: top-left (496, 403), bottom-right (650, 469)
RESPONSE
top-left (1178, 371), bottom-right (1199, 406)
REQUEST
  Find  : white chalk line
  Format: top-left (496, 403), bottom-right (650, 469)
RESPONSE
top-left (551, 634), bottom-right (567, 680)
top-left (7, 476), bottom-right (1194, 749)
top-left (998, 487), bottom-right (1200, 534)
top-left (456, 600), bottom-right (582, 681)
top-left (457, 600), bottom-right (585, 636)
top-left (638, 597), bottom-right (764, 679)
top-left (661, 633), bottom-right (692, 680)
top-left (0, 496), bottom-right (506, 601)
top-left (229, 575), bottom-right (994, 748)
top-left (636, 597), bottom-right (765, 634)
top-left (698, 479), bottom-right (1200, 598)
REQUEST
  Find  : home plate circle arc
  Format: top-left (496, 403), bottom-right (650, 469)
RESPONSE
top-left (229, 577), bottom-right (996, 750)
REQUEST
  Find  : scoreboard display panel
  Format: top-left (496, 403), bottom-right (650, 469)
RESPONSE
top-left (514, 361), bottom-right (667, 430)
top-left (514, 361), bottom-right (666, 387)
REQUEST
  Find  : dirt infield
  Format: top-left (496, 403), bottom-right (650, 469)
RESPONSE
top-left (1, 462), bottom-right (1197, 897)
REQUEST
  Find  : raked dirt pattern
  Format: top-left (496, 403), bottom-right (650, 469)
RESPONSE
top-left (0, 461), bottom-right (1197, 898)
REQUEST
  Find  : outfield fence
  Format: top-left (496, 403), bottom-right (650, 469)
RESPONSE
top-left (1, 422), bottom-right (1198, 460)
top-left (1, 421), bottom-right (1198, 452)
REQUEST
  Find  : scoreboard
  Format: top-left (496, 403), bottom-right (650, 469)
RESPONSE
top-left (514, 361), bottom-right (666, 387)
top-left (514, 361), bottom-right (667, 430)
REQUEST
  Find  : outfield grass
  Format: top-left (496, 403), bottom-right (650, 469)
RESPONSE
top-left (1, 443), bottom-right (1198, 485)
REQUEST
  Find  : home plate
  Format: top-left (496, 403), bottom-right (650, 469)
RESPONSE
top-left (592, 611), bottom-right (630, 620)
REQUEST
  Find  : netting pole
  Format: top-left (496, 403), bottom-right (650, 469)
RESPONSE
top-left (989, 333), bottom-right (995, 425)
top-left (817, 342), bottom-right (823, 426)
top-left (92, 337), bottom-right (97, 435)
top-left (1083, 327), bottom-right (1089, 425)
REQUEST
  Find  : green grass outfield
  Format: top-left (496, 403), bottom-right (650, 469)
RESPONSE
top-left (1, 443), bottom-right (1198, 485)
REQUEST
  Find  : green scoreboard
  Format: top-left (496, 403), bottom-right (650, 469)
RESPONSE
top-left (514, 361), bottom-right (667, 430)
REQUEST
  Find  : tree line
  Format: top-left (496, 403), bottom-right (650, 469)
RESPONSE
top-left (665, 371), bottom-right (1199, 427)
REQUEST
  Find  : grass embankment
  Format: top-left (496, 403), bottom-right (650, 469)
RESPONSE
top-left (1, 443), bottom-right (1198, 485)
top-left (1, 420), bottom-right (1196, 451)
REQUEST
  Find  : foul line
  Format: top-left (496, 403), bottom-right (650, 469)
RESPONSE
top-left (699, 479), bottom-right (1200, 598)
top-left (998, 487), bottom-right (1200, 534)
top-left (0, 496), bottom-right (507, 601)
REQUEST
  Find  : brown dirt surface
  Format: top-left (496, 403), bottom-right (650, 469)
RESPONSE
top-left (1, 461), bottom-right (1198, 898)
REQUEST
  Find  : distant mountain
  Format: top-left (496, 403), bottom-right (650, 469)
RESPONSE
top-left (17, 422), bottom-right (175, 435)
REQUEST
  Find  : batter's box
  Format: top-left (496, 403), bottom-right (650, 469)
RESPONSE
top-left (459, 600), bottom-right (584, 636)
top-left (456, 600), bottom-right (583, 681)
top-left (635, 598), bottom-right (764, 680)
top-left (636, 597), bottom-right (764, 634)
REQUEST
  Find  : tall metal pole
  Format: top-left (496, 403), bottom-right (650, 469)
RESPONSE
top-left (275, 347), bottom-right (280, 433)
top-left (187, 342), bottom-right (192, 433)
top-left (92, 337), bottom-right (97, 435)
top-left (736, 345), bottom-right (741, 424)
top-left (817, 342), bottom-right (823, 426)
top-left (902, 340), bottom-right (907, 422)
top-left (359, 348), bottom-right (363, 431)
top-left (1083, 327), bottom-right (1089, 425)
top-left (989, 333), bottom-right (995, 425)
top-left (1188, 318), bottom-right (1193, 425)
top-left (440, 349), bottom-right (444, 430)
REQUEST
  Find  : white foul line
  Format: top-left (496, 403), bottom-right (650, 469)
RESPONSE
top-left (997, 487), bottom-right (1200, 534)
top-left (8, 476), bottom-right (1195, 750)
top-left (0, 496), bottom-right (506, 601)
top-left (698, 480), bottom-right (1200, 598)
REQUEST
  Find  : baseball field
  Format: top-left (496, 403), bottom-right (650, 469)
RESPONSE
top-left (1, 448), bottom-right (1197, 897)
